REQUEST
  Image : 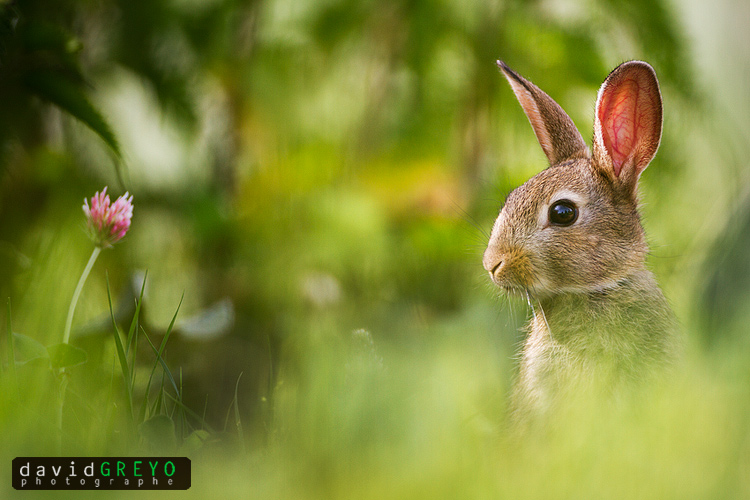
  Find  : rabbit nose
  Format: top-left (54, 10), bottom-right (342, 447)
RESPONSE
top-left (490, 260), bottom-right (503, 276)
top-left (487, 259), bottom-right (504, 281)
top-left (483, 250), bottom-right (505, 277)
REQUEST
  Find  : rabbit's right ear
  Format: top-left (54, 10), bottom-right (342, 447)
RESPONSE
top-left (498, 61), bottom-right (589, 166)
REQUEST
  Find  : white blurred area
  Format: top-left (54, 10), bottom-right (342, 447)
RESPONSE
top-left (87, 67), bottom-right (232, 192)
top-left (677, 0), bottom-right (750, 139)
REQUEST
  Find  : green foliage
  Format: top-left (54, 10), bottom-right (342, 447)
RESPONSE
top-left (139, 414), bottom-right (176, 450)
top-left (0, 5), bottom-right (121, 164)
top-left (11, 332), bottom-right (47, 364)
top-left (107, 273), bottom-right (134, 419)
top-left (46, 342), bottom-right (87, 369)
top-left (102, 274), bottom-right (208, 450)
top-left (0, 271), bottom-right (204, 457)
top-left (23, 69), bottom-right (120, 156)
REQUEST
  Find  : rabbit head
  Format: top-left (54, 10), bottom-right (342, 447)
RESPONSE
top-left (483, 61), bottom-right (663, 298)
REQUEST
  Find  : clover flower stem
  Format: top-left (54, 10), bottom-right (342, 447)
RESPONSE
top-left (58, 246), bottom-right (100, 452)
top-left (62, 246), bottom-right (101, 345)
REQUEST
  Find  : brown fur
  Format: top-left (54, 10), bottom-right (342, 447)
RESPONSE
top-left (484, 61), bottom-right (679, 419)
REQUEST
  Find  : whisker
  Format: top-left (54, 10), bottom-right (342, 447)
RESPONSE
top-left (452, 201), bottom-right (492, 241)
top-left (526, 289), bottom-right (552, 340)
top-left (524, 289), bottom-right (536, 324)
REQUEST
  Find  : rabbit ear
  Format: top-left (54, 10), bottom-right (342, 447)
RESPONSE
top-left (498, 61), bottom-right (589, 166)
top-left (592, 61), bottom-right (663, 186)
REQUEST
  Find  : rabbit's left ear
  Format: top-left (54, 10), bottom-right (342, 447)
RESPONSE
top-left (593, 61), bottom-right (663, 187)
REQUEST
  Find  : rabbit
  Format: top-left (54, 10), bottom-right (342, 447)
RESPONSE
top-left (483, 60), bottom-right (679, 418)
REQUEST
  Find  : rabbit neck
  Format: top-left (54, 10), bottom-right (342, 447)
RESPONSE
top-left (532, 269), bottom-right (675, 353)
top-left (515, 269), bottom-right (678, 415)
top-left (524, 269), bottom-right (677, 383)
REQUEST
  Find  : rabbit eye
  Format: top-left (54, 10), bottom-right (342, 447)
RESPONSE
top-left (549, 200), bottom-right (578, 226)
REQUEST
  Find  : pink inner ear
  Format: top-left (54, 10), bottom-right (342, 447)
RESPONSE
top-left (599, 78), bottom-right (642, 178)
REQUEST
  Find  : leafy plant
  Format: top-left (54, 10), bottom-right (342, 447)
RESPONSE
top-left (0, 4), bottom-right (121, 170)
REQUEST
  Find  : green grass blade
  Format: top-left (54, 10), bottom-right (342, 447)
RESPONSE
top-left (140, 292), bottom-right (184, 401)
top-left (151, 374), bottom-right (165, 416)
top-left (233, 372), bottom-right (246, 454)
top-left (106, 273), bottom-right (133, 420)
top-left (126, 272), bottom-right (148, 393)
top-left (164, 391), bottom-right (215, 434)
top-left (202, 395), bottom-right (209, 432)
top-left (138, 323), bottom-right (176, 424)
top-left (6, 298), bottom-right (15, 377)
top-left (105, 356), bottom-right (117, 435)
top-left (178, 368), bottom-right (185, 439)
top-left (158, 292), bottom-right (184, 358)
top-left (141, 326), bottom-right (180, 397)
top-left (137, 330), bottom-right (155, 424)
top-left (5, 297), bottom-right (19, 404)
top-left (126, 271), bottom-right (148, 355)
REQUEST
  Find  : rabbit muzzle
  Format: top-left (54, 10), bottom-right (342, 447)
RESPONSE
top-left (483, 244), bottom-right (534, 291)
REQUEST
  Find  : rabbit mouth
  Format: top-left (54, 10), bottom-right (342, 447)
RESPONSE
top-left (487, 256), bottom-right (536, 292)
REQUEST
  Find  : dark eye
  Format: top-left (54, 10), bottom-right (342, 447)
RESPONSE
top-left (548, 200), bottom-right (578, 226)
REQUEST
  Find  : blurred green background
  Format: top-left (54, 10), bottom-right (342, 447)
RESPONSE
top-left (2, 0), bottom-right (750, 497)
